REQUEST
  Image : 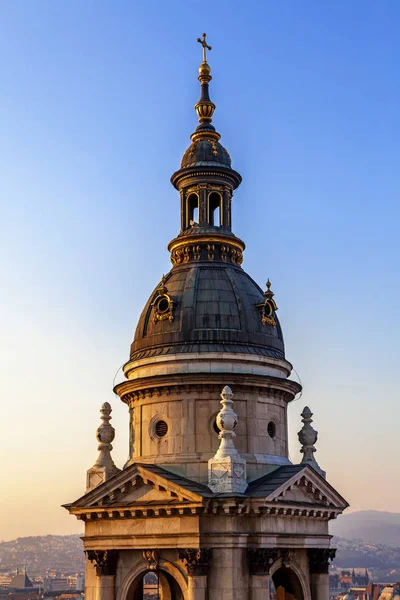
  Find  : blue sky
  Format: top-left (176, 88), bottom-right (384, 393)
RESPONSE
top-left (1, 1), bottom-right (399, 540)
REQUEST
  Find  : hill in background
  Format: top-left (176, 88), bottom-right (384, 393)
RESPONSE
top-left (331, 511), bottom-right (400, 547)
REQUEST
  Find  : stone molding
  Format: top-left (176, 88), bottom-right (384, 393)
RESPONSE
top-left (248, 548), bottom-right (279, 575)
top-left (86, 550), bottom-right (118, 576)
top-left (117, 378), bottom-right (297, 406)
top-left (116, 559), bottom-right (189, 600)
top-left (178, 548), bottom-right (212, 576)
top-left (308, 548), bottom-right (336, 574)
top-left (76, 502), bottom-right (340, 521)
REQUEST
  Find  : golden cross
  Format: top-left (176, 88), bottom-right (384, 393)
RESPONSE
top-left (197, 33), bottom-right (212, 62)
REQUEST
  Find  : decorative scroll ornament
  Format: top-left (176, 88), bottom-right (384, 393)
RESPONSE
top-left (208, 386), bottom-right (247, 493)
top-left (170, 242), bottom-right (243, 266)
top-left (298, 407), bottom-right (326, 478)
top-left (257, 279), bottom-right (278, 327)
top-left (282, 549), bottom-right (294, 569)
top-left (308, 548), bottom-right (336, 574)
top-left (151, 275), bottom-right (176, 323)
top-left (178, 548), bottom-right (212, 576)
top-left (142, 550), bottom-right (159, 571)
top-left (86, 550), bottom-right (118, 576)
top-left (86, 403), bottom-right (120, 493)
top-left (247, 548), bottom-right (279, 576)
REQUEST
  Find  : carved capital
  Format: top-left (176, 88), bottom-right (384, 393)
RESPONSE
top-left (142, 550), bottom-right (159, 571)
top-left (178, 548), bottom-right (212, 576)
top-left (308, 549), bottom-right (336, 574)
top-left (86, 550), bottom-right (118, 576)
top-left (248, 548), bottom-right (279, 576)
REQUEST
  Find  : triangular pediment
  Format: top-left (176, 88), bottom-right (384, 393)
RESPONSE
top-left (264, 465), bottom-right (348, 510)
top-left (64, 463), bottom-right (211, 515)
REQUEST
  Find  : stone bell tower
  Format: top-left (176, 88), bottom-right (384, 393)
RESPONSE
top-left (64, 34), bottom-right (348, 600)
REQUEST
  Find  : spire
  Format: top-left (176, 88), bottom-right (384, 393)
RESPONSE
top-left (298, 406), bottom-right (326, 478)
top-left (86, 402), bottom-right (120, 492)
top-left (194, 33), bottom-right (217, 136)
top-left (170, 34), bottom-right (242, 256)
top-left (208, 386), bottom-right (247, 493)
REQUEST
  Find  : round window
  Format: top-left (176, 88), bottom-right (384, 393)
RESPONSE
top-left (267, 421), bottom-right (276, 439)
top-left (155, 420), bottom-right (168, 438)
top-left (264, 301), bottom-right (272, 317)
top-left (157, 297), bottom-right (170, 313)
top-left (213, 418), bottom-right (221, 435)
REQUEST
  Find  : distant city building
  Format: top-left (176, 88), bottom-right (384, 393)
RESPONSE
top-left (45, 579), bottom-right (69, 593)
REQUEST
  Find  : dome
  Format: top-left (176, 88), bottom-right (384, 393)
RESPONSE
top-left (130, 261), bottom-right (285, 362)
top-left (180, 138), bottom-right (232, 169)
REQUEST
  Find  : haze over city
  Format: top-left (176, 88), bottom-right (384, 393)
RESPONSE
top-left (1, 0), bottom-right (399, 542)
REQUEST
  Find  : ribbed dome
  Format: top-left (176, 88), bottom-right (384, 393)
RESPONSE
top-left (130, 262), bottom-right (285, 361)
top-left (181, 139), bottom-right (231, 169)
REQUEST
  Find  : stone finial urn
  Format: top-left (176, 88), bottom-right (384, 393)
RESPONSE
top-left (297, 406), bottom-right (326, 478)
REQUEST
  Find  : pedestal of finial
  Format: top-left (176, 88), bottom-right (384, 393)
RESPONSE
top-left (208, 454), bottom-right (247, 494)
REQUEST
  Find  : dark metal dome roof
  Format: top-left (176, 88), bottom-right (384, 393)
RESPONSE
top-left (180, 139), bottom-right (231, 169)
top-left (130, 262), bottom-right (285, 361)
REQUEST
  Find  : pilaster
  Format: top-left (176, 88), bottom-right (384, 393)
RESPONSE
top-left (308, 549), bottom-right (336, 600)
top-left (86, 550), bottom-right (118, 600)
top-left (248, 549), bottom-right (279, 600)
top-left (178, 548), bottom-right (212, 600)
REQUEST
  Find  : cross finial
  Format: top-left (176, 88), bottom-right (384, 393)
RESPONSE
top-left (197, 33), bottom-right (212, 62)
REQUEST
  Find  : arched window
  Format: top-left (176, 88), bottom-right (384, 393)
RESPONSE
top-left (208, 192), bottom-right (221, 226)
top-left (187, 193), bottom-right (199, 226)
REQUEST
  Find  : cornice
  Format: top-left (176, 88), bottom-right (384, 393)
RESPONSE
top-left (68, 498), bottom-right (341, 522)
top-left (114, 373), bottom-right (301, 405)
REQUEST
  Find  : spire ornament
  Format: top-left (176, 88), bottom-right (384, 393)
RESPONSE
top-left (257, 279), bottom-right (278, 327)
top-left (298, 406), bottom-right (326, 478)
top-left (193, 33), bottom-right (216, 133)
top-left (197, 33), bottom-right (212, 62)
top-left (208, 386), bottom-right (247, 493)
top-left (86, 402), bottom-right (120, 492)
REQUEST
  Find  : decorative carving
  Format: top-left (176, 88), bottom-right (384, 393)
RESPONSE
top-left (207, 244), bottom-right (215, 260)
top-left (151, 275), bottom-right (176, 323)
top-left (220, 245), bottom-right (228, 261)
top-left (193, 245), bottom-right (201, 260)
top-left (86, 550), bottom-right (118, 576)
top-left (142, 550), bottom-right (159, 571)
top-left (178, 548), bottom-right (212, 576)
top-left (308, 549), bottom-right (336, 574)
top-left (171, 248), bottom-right (184, 265)
top-left (257, 279), bottom-right (278, 327)
top-left (281, 549), bottom-right (294, 568)
top-left (248, 548), bottom-right (279, 575)
top-left (298, 407), bottom-right (326, 478)
top-left (170, 241), bottom-right (244, 265)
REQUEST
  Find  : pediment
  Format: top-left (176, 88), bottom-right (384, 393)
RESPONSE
top-left (64, 463), bottom-right (209, 514)
top-left (264, 466), bottom-right (348, 510)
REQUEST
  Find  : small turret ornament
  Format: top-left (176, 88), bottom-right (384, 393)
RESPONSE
top-left (86, 402), bottom-right (120, 492)
top-left (151, 275), bottom-right (176, 323)
top-left (257, 279), bottom-right (278, 327)
top-left (298, 406), bottom-right (326, 478)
